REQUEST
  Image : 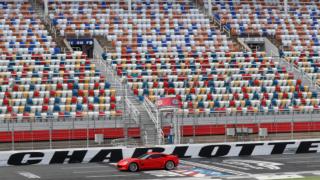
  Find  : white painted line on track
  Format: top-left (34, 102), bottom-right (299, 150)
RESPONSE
top-left (86, 174), bottom-right (140, 178)
top-left (180, 160), bottom-right (250, 176)
top-left (63, 165), bottom-right (109, 169)
top-left (310, 172), bottom-right (320, 175)
top-left (143, 170), bottom-right (184, 177)
top-left (211, 162), bottom-right (250, 170)
top-left (143, 178), bottom-right (221, 180)
top-left (226, 171), bottom-right (320, 180)
top-left (254, 174), bottom-right (304, 180)
top-left (286, 160), bottom-right (320, 164)
top-left (260, 156), bottom-right (319, 161)
top-left (225, 175), bottom-right (250, 179)
top-left (306, 165), bottom-right (320, 168)
top-left (18, 171), bottom-right (41, 179)
top-left (73, 170), bottom-right (117, 174)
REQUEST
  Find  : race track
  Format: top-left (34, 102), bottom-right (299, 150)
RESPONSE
top-left (1, 153), bottom-right (320, 180)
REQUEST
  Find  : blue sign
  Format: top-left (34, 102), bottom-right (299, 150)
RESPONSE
top-left (68, 39), bottom-right (93, 46)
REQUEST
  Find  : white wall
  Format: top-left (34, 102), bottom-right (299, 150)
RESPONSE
top-left (1, 139), bottom-right (320, 166)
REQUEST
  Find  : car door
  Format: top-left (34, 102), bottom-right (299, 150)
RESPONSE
top-left (141, 154), bottom-right (164, 170)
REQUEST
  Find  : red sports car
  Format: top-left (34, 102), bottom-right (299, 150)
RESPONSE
top-left (117, 152), bottom-right (179, 172)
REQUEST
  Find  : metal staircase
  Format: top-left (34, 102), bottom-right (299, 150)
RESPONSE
top-left (31, 0), bottom-right (71, 53)
top-left (93, 39), bottom-right (163, 146)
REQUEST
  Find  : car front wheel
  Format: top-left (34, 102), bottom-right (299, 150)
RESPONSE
top-left (165, 161), bottom-right (175, 170)
top-left (128, 162), bottom-right (139, 172)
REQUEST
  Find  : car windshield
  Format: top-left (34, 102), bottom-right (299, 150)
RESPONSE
top-left (138, 154), bottom-right (151, 160)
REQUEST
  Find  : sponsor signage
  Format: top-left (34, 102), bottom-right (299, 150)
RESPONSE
top-left (68, 39), bottom-right (93, 46)
top-left (156, 97), bottom-right (180, 107)
top-left (1, 139), bottom-right (320, 166)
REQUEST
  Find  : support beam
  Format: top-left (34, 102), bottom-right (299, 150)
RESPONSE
top-left (44, 0), bottom-right (48, 16)
top-left (128, 0), bottom-right (131, 15)
top-left (208, 0), bottom-right (212, 18)
top-left (284, 0), bottom-right (288, 16)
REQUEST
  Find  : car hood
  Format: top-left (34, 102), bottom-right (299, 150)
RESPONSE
top-left (118, 158), bottom-right (140, 164)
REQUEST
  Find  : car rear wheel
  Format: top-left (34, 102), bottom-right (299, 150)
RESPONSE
top-left (128, 163), bottom-right (138, 172)
top-left (165, 161), bottom-right (175, 170)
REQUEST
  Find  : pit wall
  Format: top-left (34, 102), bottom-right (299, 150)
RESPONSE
top-left (1, 139), bottom-right (319, 166)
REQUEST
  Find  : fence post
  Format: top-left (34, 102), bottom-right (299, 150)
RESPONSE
top-left (30, 119), bottom-right (34, 150)
top-left (273, 113), bottom-right (277, 137)
top-left (192, 114), bottom-right (195, 142)
top-left (224, 114), bottom-right (227, 142)
top-left (11, 120), bottom-right (15, 151)
top-left (310, 112), bottom-right (313, 138)
top-left (49, 117), bottom-right (53, 149)
top-left (86, 116), bottom-right (89, 148)
top-left (291, 111), bottom-right (294, 140)
top-left (181, 113), bottom-right (184, 144)
top-left (256, 114), bottom-right (260, 141)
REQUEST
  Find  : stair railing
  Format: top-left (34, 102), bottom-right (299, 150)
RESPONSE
top-left (143, 97), bottom-right (164, 145)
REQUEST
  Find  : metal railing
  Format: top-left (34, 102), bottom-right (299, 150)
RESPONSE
top-left (143, 97), bottom-right (164, 145)
top-left (125, 97), bottom-right (140, 124)
top-left (272, 52), bottom-right (320, 92)
top-left (1, 109), bottom-right (320, 150)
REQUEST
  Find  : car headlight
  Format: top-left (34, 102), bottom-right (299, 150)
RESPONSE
top-left (121, 160), bottom-right (129, 164)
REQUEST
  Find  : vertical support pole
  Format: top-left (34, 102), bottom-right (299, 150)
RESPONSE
top-left (49, 117), bottom-right (53, 149)
top-left (291, 111), bottom-right (294, 140)
top-left (44, 0), bottom-right (48, 16)
top-left (224, 114), bottom-right (227, 142)
top-left (156, 108), bottom-right (161, 145)
top-left (192, 114), bottom-right (195, 142)
top-left (173, 109), bottom-right (181, 144)
top-left (208, 0), bottom-right (212, 17)
top-left (87, 115), bottom-right (89, 148)
top-left (128, 0), bottom-right (132, 15)
top-left (257, 114), bottom-right (260, 141)
top-left (30, 119), bottom-right (34, 150)
top-left (284, 0), bottom-right (288, 16)
top-left (124, 82), bottom-right (128, 144)
top-left (180, 111), bottom-right (183, 144)
top-left (175, 110), bottom-right (178, 144)
top-left (11, 120), bottom-right (15, 151)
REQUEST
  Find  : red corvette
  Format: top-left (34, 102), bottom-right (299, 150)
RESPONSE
top-left (117, 152), bottom-right (179, 172)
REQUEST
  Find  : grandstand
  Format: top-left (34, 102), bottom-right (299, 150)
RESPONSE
top-left (0, 0), bottom-right (320, 149)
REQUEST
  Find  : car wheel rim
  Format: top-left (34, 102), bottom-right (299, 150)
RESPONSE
top-left (129, 163), bottom-right (137, 172)
top-left (166, 161), bottom-right (174, 170)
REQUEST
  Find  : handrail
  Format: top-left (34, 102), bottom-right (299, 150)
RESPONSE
top-left (236, 38), bottom-right (252, 52)
top-left (280, 56), bottom-right (320, 91)
top-left (63, 38), bottom-right (73, 52)
top-left (269, 49), bottom-right (317, 91)
top-left (125, 97), bottom-right (140, 124)
top-left (143, 97), bottom-right (164, 145)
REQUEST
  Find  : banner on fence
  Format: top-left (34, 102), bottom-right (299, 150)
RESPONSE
top-left (1, 139), bottom-right (320, 166)
top-left (156, 97), bottom-right (180, 108)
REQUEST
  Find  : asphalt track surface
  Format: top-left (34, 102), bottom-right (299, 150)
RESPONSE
top-left (2, 153), bottom-right (320, 180)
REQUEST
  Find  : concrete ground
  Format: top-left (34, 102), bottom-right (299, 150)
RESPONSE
top-left (1, 153), bottom-right (320, 180)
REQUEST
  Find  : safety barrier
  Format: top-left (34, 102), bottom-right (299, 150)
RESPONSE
top-left (2, 121), bottom-right (320, 143)
top-left (1, 139), bottom-right (320, 166)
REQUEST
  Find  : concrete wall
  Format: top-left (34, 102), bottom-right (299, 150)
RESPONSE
top-left (1, 139), bottom-right (319, 166)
